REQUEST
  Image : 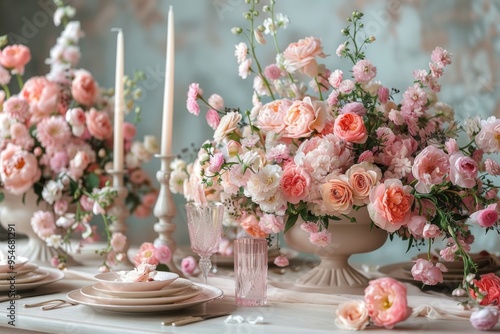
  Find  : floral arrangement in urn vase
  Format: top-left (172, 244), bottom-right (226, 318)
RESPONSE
top-left (0, 1), bottom-right (158, 270)
top-left (173, 0), bottom-right (500, 301)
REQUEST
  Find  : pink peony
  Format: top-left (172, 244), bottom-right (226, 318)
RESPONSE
top-left (352, 59), bottom-right (377, 83)
top-left (367, 179), bottom-right (414, 233)
top-left (469, 204), bottom-right (499, 228)
top-left (449, 152), bottom-right (477, 188)
top-left (71, 69), bottom-right (98, 106)
top-left (412, 146), bottom-right (449, 193)
top-left (328, 69), bottom-right (343, 88)
top-left (364, 277), bottom-right (410, 329)
top-left (21, 76), bottom-right (59, 123)
top-left (257, 99), bottom-right (290, 134)
top-left (273, 255), bottom-right (289, 267)
top-left (30, 210), bottom-right (56, 239)
top-left (333, 112), bottom-right (368, 144)
top-left (282, 36), bottom-right (326, 77)
top-left (280, 164), bottom-right (311, 204)
top-left (181, 256), bottom-right (198, 276)
top-left (0, 44), bottom-right (31, 74)
top-left (0, 144), bottom-right (41, 195)
top-left (86, 108), bottom-right (112, 140)
top-left (283, 97), bottom-right (327, 138)
top-left (410, 259), bottom-right (447, 285)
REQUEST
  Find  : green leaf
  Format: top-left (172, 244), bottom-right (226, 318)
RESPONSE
top-left (284, 214), bottom-right (299, 234)
top-left (84, 173), bottom-right (100, 191)
top-left (156, 264), bottom-right (170, 272)
top-left (0, 192), bottom-right (4, 203)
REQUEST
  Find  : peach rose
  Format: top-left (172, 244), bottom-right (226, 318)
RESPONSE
top-left (333, 112), bottom-right (368, 144)
top-left (345, 162), bottom-right (382, 206)
top-left (86, 108), bottom-right (112, 140)
top-left (0, 44), bottom-right (31, 74)
top-left (335, 300), bottom-right (369, 331)
top-left (283, 97), bottom-right (327, 138)
top-left (280, 164), bottom-right (311, 204)
top-left (213, 111), bottom-right (242, 143)
top-left (282, 36), bottom-right (326, 77)
top-left (21, 76), bottom-right (59, 123)
top-left (367, 179), bottom-right (414, 233)
top-left (257, 99), bottom-right (291, 134)
top-left (470, 273), bottom-right (500, 307)
top-left (0, 144), bottom-right (41, 195)
top-left (71, 69), bottom-right (98, 106)
top-left (320, 175), bottom-right (353, 215)
top-left (364, 277), bottom-right (411, 329)
top-left (412, 146), bottom-right (449, 193)
top-left (239, 213), bottom-right (267, 238)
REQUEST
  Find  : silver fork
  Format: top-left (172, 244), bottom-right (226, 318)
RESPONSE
top-left (23, 299), bottom-right (78, 310)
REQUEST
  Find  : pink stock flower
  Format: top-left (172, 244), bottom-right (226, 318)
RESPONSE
top-left (364, 277), bottom-right (410, 329)
top-left (205, 109), bottom-right (220, 130)
top-left (367, 179), bottom-right (413, 232)
top-left (86, 108), bottom-right (112, 140)
top-left (31, 210), bottom-right (56, 239)
top-left (208, 152), bottom-right (224, 173)
top-left (412, 146), bottom-right (450, 193)
top-left (352, 59), bottom-right (377, 83)
top-left (308, 229), bottom-right (331, 247)
top-left (186, 83), bottom-right (203, 116)
top-left (282, 36), bottom-right (326, 77)
top-left (0, 44), bottom-right (31, 74)
top-left (274, 255), bottom-right (289, 267)
top-left (449, 153), bottom-right (477, 188)
top-left (181, 256), bottom-right (198, 276)
top-left (485, 158), bottom-right (500, 176)
top-left (259, 213), bottom-right (284, 234)
top-left (300, 222), bottom-right (319, 233)
top-left (328, 69), bottom-right (343, 88)
top-left (468, 204), bottom-right (499, 228)
top-left (280, 164), bottom-right (311, 204)
top-left (410, 259), bottom-right (447, 285)
top-left (0, 144), bottom-right (41, 195)
top-left (431, 46), bottom-right (452, 68)
top-left (334, 112), bottom-right (368, 144)
top-left (378, 86), bottom-right (389, 104)
top-left (71, 69), bottom-right (98, 106)
top-left (110, 232), bottom-right (127, 252)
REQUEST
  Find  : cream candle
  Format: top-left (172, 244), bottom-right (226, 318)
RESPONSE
top-left (160, 6), bottom-right (175, 166)
top-left (112, 28), bottom-right (124, 172)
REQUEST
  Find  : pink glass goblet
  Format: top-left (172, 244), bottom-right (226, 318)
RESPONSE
top-left (185, 202), bottom-right (224, 284)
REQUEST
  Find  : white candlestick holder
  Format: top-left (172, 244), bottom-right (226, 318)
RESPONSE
top-left (153, 154), bottom-right (183, 276)
top-left (107, 169), bottom-right (134, 270)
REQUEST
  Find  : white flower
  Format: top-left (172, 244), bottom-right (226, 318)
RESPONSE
top-left (130, 141), bottom-right (151, 162)
top-left (169, 169), bottom-right (188, 194)
top-left (234, 42), bottom-right (248, 64)
top-left (244, 164), bottom-right (282, 202)
top-left (238, 58), bottom-right (252, 79)
top-left (143, 135), bottom-right (159, 154)
top-left (263, 17), bottom-right (276, 35)
top-left (56, 213), bottom-right (76, 229)
top-left (214, 111), bottom-right (242, 143)
top-left (61, 21), bottom-right (83, 44)
top-left (46, 235), bottom-right (63, 249)
top-left (170, 158), bottom-right (187, 171)
top-left (208, 94), bottom-right (224, 110)
top-left (42, 180), bottom-right (64, 205)
top-left (335, 300), bottom-right (369, 331)
top-left (275, 13), bottom-right (289, 29)
top-left (464, 116), bottom-right (481, 139)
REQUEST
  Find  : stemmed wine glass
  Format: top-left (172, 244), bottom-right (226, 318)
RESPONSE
top-left (185, 202), bottom-right (224, 284)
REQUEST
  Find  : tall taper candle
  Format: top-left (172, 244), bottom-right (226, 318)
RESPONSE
top-left (113, 28), bottom-right (124, 173)
top-left (160, 6), bottom-right (175, 166)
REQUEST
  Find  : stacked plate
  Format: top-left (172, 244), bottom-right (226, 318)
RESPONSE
top-left (67, 271), bottom-right (224, 313)
top-left (0, 257), bottom-right (64, 292)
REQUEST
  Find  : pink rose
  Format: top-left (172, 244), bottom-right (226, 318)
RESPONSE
top-left (449, 153), bottom-right (477, 188)
top-left (123, 122), bottom-right (137, 141)
top-left (280, 164), bottom-right (311, 204)
top-left (345, 162), bottom-right (381, 206)
top-left (239, 213), bottom-right (268, 238)
top-left (335, 300), bottom-right (369, 331)
top-left (153, 244), bottom-right (172, 264)
top-left (21, 76), bottom-right (59, 123)
top-left (213, 111), bottom-right (242, 143)
top-left (364, 277), bottom-right (410, 329)
top-left (333, 112), bottom-right (368, 144)
top-left (86, 108), bottom-right (112, 140)
top-left (407, 215), bottom-right (426, 238)
top-left (470, 273), bottom-right (500, 307)
top-left (320, 176), bottom-right (353, 215)
top-left (470, 307), bottom-right (499, 331)
top-left (282, 36), bottom-right (326, 77)
top-left (273, 255), bottom-right (289, 267)
top-left (257, 99), bottom-right (290, 134)
top-left (110, 232), bottom-right (127, 252)
top-left (181, 256), bottom-right (198, 276)
top-left (412, 146), bottom-right (449, 193)
top-left (79, 195), bottom-right (94, 212)
top-left (367, 179), bottom-right (414, 233)
top-left (422, 224), bottom-right (441, 238)
top-left (71, 69), bottom-right (98, 106)
top-left (0, 144), bottom-right (41, 195)
top-left (0, 45), bottom-right (31, 74)
top-left (469, 204), bottom-right (499, 228)
top-left (283, 97), bottom-right (327, 138)
top-left (226, 140), bottom-right (242, 157)
top-left (476, 117), bottom-right (500, 153)
top-left (410, 259), bottom-right (447, 285)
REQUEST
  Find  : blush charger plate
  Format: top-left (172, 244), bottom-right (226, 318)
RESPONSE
top-left (0, 267), bottom-right (64, 292)
top-left (94, 271), bottom-right (179, 292)
top-left (0, 263), bottom-right (38, 280)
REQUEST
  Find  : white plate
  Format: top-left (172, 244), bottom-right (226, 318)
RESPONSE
top-left (0, 267), bottom-right (64, 292)
top-left (92, 278), bottom-right (194, 298)
top-left (0, 269), bottom-right (49, 285)
top-left (80, 284), bottom-right (202, 305)
top-left (0, 263), bottom-right (38, 280)
top-left (94, 271), bottom-right (179, 292)
top-left (378, 262), bottom-right (463, 287)
top-left (0, 257), bottom-right (28, 273)
top-left (67, 284), bottom-right (224, 313)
